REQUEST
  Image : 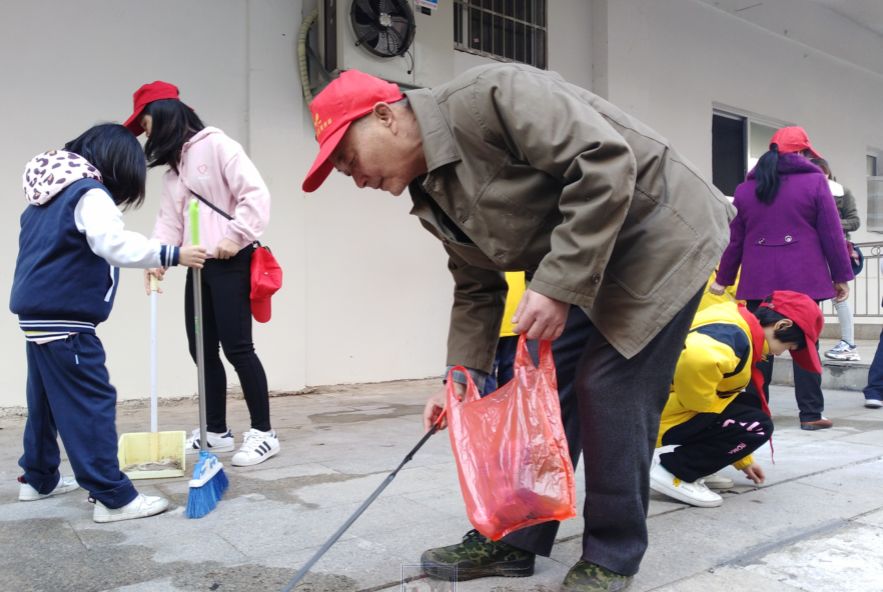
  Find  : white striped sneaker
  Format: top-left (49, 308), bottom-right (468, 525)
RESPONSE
top-left (185, 429), bottom-right (235, 454)
top-left (231, 429), bottom-right (280, 467)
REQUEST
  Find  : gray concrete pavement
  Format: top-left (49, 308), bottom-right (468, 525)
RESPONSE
top-left (1, 380), bottom-right (882, 592)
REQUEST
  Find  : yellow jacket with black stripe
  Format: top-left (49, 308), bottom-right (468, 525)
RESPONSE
top-left (657, 301), bottom-right (768, 470)
top-left (697, 269), bottom-right (742, 312)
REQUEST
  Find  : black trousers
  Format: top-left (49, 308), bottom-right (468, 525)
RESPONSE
top-left (185, 247), bottom-right (270, 433)
top-left (659, 391), bottom-right (773, 483)
top-left (503, 289), bottom-right (703, 577)
top-left (746, 299), bottom-right (825, 422)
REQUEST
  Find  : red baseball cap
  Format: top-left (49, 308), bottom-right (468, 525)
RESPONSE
top-left (760, 290), bottom-right (824, 373)
top-left (250, 246), bottom-right (283, 323)
top-left (769, 126), bottom-right (822, 159)
top-left (302, 70), bottom-right (404, 193)
top-left (123, 81), bottom-right (181, 136)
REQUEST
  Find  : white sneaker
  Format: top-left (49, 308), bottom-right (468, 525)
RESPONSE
top-left (824, 340), bottom-right (860, 361)
top-left (231, 429), bottom-right (280, 467)
top-left (18, 475), bottom-right (79, 501)
top-left (865, 398), bottom-right (883, 409)
top-left (701, 473), bottom-right (734, 490)
top-left (185, 429), bottom-right (235, 454)
top-left (93, 493), bottom-right (169, 523)
top-left (650, 462), bottom-right (723, 508)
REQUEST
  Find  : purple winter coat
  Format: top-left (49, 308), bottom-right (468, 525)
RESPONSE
top-left (716, 153), bottom-right (854, 300)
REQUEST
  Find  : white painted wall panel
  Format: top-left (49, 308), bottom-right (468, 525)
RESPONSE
top-left (0, 0), bottom-right (880, 407)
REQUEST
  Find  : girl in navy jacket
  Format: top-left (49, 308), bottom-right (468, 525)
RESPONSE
top-left (11, 124), bottom-right (205, 522)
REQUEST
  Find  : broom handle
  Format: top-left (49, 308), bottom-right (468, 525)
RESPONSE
top-left (150, 275), bottom-right (159, 433)
top-left (189, 199), bottom-right (209, 451)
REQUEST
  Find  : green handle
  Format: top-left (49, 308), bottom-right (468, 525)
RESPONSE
top-left (188, 198), bottom-right (200, 245)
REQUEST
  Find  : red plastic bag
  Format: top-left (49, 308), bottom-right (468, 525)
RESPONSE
top-left (446, 335), bottom-right (577, 541)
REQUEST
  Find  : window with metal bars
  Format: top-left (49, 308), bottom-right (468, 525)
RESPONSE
top-left (453, 0), bottom-right (547, 69)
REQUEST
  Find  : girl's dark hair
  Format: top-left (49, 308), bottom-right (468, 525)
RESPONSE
top-left (63, 123), bottom-right (146, 209)
top-left (754, 143), bottom-right (780, 204)
top-left (142, 99), bottom-right (205, 174)
top-left (754, 298), bottom-right (808, 350)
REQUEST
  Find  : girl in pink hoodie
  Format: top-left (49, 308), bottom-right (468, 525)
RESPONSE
top-left (124, 81), bottom-right (278, 467)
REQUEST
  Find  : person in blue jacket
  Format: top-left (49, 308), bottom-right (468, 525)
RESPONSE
top-left (11, 124), bottom-right (206, 522)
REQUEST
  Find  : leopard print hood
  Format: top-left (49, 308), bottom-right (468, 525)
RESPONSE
top-left (22, 150), bottom-right (102, 206)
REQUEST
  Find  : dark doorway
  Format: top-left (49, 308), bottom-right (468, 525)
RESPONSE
top-left (712, 112), bottom-right (746, 198)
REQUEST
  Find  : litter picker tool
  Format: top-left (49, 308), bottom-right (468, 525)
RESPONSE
top-left (117, 268), bottom-right (187, 479)
top-left (280, 418), bottom-right (443, 592)
top-left (185, 198), bottom-right (228, 518)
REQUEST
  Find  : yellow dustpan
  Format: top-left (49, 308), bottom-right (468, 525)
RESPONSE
top-left (118, 276), bottom-right (186, 479)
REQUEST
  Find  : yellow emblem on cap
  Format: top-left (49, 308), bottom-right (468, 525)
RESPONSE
top-left (313, 111), bottom-right (333, 137)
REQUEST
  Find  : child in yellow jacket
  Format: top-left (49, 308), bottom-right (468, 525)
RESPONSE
top-left (482, 272), bottom-right (527, 394)
top-left (650, 290), bottom-right (823, 507)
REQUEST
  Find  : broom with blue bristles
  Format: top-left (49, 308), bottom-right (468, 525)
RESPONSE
top-left (186, 198), bottom-right (228, 518)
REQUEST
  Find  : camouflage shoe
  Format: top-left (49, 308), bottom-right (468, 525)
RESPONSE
top-left (561, 560), bottom-right (633, 592)
top-left (421, 529), bottom-right (535, 581)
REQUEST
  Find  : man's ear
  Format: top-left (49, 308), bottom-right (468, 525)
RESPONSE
top-left (372, 102), bottom-right (396, 130)
top-left (775, 319), bottom-right (794, 332)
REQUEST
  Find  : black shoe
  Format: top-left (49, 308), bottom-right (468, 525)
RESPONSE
top-left (420, 529), bottom-right (535, 581)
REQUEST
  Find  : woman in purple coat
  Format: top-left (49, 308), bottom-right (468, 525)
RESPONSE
top-left (712, 126), bottom-right (853, 430)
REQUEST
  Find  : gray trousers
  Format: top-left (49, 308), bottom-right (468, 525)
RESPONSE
top-left (503, 288), bottom-right (703, 576)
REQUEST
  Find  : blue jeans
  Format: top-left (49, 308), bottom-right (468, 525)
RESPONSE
top-left (863, 327), bottom-right (883, 402)
top-left (481, 335), bottom-right (519, 395)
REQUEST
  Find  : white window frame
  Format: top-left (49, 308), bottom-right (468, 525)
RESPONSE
top-left (712, 104), bottom-right (791, 182)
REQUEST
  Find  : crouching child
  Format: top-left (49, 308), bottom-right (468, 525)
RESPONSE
top-left (650, 290), bottom-right (822, 507)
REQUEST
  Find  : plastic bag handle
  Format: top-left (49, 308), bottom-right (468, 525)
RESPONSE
top-left (447, 334), bottom-right (557, 405)
top-left (537, 339), bottom-right (557, 390)
top-left (446, 365), bottom-right (482, 405)
top-left (513, 334), bottom-right (556, 385)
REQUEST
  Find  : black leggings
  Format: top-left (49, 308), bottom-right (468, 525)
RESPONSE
top-left (185, 247), bottom-right (270, 433)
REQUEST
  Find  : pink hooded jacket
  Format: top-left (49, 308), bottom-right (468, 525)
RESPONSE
top-left (151, 127), bottom-right (270, 256)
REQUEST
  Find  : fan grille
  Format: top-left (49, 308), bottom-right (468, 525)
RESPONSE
top-left (350, 0), bottom-right (416, 58)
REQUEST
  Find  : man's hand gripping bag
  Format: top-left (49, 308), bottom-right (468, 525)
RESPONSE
top-left (446, 335), bottom-right (577, 541)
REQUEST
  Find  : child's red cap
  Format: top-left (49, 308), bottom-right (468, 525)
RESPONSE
top-left (124, 81), bottom-right (181, 136)
top-left (760, 290), bottom-right (824, 373)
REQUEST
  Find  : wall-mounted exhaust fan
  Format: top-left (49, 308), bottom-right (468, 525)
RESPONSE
top-left (350, 0), bottom-right (416, 58)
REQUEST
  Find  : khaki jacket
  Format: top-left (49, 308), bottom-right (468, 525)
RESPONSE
top-left (405, 64), bottom-right (735, 372)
